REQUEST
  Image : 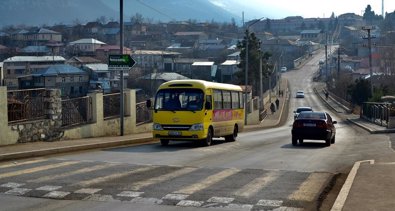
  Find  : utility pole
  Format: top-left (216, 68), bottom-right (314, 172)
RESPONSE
top-left (337, 48), bottom-right (340, 78)
top-left (119, 0), bottom-right (124, 136)
top-left (259, 48), bottom-right (263, 110)
top-left (325, 43), bottom-right (328, 81)
top-left (362, 26), bottom-right (373, 96)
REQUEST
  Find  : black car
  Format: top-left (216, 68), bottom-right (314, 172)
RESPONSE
top-left (291, 111), bottom-right (337, 146)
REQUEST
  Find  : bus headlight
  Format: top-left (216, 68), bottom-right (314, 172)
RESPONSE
top-left (153, 123), bottom-right (163, 130)
top-left (189, 123), bottom-right (204, 131)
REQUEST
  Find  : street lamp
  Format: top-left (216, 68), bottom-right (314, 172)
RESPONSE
top-left (244, 17), bottom-right (265, 125)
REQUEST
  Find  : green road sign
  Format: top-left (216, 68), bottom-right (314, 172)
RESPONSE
top-left (108, 54), bottom-right (136, 68)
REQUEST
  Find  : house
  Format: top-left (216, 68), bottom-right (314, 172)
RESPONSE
top-left (300, 29), bottom-right (324, 43)
top-left (11, 28), bottom-right (62, 46)
top-left (173, 31), bottom-right (208, 47)
top-left (68, 38), bottom-right (106, 56)
top-left (67, 56), bottom-right (102, 68)
top-left (191, 61), bottom-right (217, 81)
top-left (20, 46), bottom-right (50, 56)
top-left (18, 64), bottom-right (89, 98)
top-left (3, 56), bottom-right (66, 89)
top-left (132, 50), bottom-right (181, 72)
top-left (83, 63), bottom-right (111, 94)
top-left (172, 58), bottom-right (209, 76)
top-left (219, 60), bottom-right (240, 83)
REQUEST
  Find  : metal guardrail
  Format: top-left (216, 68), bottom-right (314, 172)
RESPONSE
top-left (103, 93), bottom-right (125, 119)
top-left (61, 96), bottom-right (93, 127)
top-left (361, 102), bottom-right (391, 127)
top-left (7, 88), bottom-right (46, 123)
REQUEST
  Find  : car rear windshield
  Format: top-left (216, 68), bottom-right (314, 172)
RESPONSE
top-left (298, 112), bottom-right (325, 119)
top-left (297, 108), bottom-right (312, 113)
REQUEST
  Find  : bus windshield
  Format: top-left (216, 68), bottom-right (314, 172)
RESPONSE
top-left (154, 88), bottom-right (204, 111)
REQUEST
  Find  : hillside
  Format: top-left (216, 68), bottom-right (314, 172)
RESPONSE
top-left (0, 0), bottom-right (241, 27)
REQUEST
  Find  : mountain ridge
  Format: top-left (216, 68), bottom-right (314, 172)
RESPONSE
top-left (0, 0), bottom-right (242, 27)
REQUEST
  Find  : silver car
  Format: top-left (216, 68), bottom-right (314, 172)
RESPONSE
top-left (294, 106), bottom-right (313, 120)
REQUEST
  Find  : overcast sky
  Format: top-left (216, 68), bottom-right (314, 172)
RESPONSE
top-left (235, 0), bottom-right (395, 19)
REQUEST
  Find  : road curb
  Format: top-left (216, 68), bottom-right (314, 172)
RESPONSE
top-left (331, 160), bottom-right (374, 211)
top-left (0, 137), bottom-right (155, 162)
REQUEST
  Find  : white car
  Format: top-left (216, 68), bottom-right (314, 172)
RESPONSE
top-left (281, 67), bottom-right (287, 72)
top-left (293, 106), bottom-right (313, 120)
top-left (296, 91), bottom-right (305, 98)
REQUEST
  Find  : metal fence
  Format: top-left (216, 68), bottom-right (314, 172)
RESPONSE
top-left (61, 96), bottom-right (93, 127)
top-left (136, 101), bottom-right (152, 125)
top-left (103, 93), bottom-right (123, 119)
top-left (361, 102), bottom-right (391, 127)
top-left (7, 88), bottom-right (46, 123)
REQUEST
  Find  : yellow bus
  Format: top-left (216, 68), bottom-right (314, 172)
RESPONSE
top-left (147, 79), bottom-right (245, 146)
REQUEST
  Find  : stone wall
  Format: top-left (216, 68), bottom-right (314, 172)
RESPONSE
top-left (9, 89), bottom-right (64, 143)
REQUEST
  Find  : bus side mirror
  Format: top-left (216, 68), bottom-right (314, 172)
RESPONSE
top-left (205, 102), bottom-right (212, 110)
top-left (146, 99), bottom-right (152, 108)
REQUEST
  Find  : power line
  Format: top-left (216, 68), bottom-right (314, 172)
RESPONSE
top-left (135, 0), bottom-right (175, 21)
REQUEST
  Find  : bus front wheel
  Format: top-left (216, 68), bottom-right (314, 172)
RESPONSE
top-left (202, 128), bottom-right (213, 146)
top-left (160, 139), bottom-right (169, 146)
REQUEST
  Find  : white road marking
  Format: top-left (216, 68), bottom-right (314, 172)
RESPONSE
top-left (43, 191), bottom-right (70, 199)
top-left (75, 166), bottom-right (157, 187)
top-left (74, 188), bottom-right (102, 194)
top-left (36, 185), bottom-right (62, 191)
top-left (223, 203), bottom-right (253, 210)
top-left (84, 194), bottom-right (120, 202)
top-left (162, 193), bottom-right (189, 200)
top-left (234, 171), bottom-right (280, 197)
top-left (127, 167), bottom-right (196, 190)
top-left (117, 191), bottom-right (144, 198)
top-left (29, 163), bottom-right (117, 183)
top-left (0, 159), bottom-right (47, 169)
top-left (174, 168), bottom-right (240, 195)
top-left (1, 182), bottom-right (25, 188)
top-left (5, 188), bottom-right (31, 195)
top-left (177, 200), bottom-right (204, 207)
top-left (130, 197), bottom-right (163, 204)
top-left (256, 199), bottom-right (283, 207)
top-left (207, 196), bottom-right (234, 204)
top-left (0, 161), bottom-right (79, 179)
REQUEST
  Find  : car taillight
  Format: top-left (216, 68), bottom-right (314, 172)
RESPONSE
top-left (293, 121), bottom-right (303, 128)
top-left (317, 121), bottom-right (327, 129)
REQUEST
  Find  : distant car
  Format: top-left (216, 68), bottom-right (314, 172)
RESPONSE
top-left (294, 106), bottom-right (313, 120)
top-left (291, 111), bottom-right (337, 146)
top-left (295, 91), bottom-right (305, 98)
top-left (280, 67), bottom-right (287, 72)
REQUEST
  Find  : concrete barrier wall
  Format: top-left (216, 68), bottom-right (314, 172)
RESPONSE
top-left (0, 87), bottom-right (152, 146)
top-left (0, 87), bottom-right (18, 145)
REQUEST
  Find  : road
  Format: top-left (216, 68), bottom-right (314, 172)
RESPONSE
top-left (1, 49), bottom-right (395, 211)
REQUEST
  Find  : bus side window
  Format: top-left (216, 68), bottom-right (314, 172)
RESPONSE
top-left (205, 95), bottom-right (212, 110)
top-left (213, 90), bottom-right (222, 110)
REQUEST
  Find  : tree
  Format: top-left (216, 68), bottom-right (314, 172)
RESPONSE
top-left (236, 31), bottom-right (272, 95)
top-left (347, 78), bottom-right (371, 105)
top-left (130, 13), bottom-right (144, 25)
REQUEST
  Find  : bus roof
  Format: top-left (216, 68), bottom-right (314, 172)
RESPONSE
top-left (158, 79), bottom-right (243, 91)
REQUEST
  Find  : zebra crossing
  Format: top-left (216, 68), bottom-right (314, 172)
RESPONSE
top-left (0, 158), bottom-right (333, 210)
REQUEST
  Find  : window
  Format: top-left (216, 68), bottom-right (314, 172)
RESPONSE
top-left (223, 91), bottom-right (231, 109)
top-left (231, 91), bottom-right (240, 109)
top-left (62, 77), bottom-right (66, 82)
top-left (213, 90), bottom-right (222, 109)
top-left (240, 92), bottom-right (244, 108)
top-left (70, 76), bottom-right (74, 82)
top-left (79, 76), bottom-right (82, 82)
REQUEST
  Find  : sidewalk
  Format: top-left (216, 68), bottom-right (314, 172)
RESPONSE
top-left (314, 84), bottom-right (395, 211)
top-left (1, 81), bottom-right (395, 210)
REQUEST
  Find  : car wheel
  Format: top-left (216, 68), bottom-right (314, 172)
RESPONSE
top-left (331, 136), bottom-right (336, 144)
top-left (160, 139), bottom-right (169, 146)
top-left (292, 136), bottom-right (298, 146)
top-left (225, 125), bottom-right (238, 142)
top-left (299, 139), bottom-right (304, 144)
top-left (325, 138), bottom-right (331, 146)
top-left (202, 128), bottom-right (213, 146)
